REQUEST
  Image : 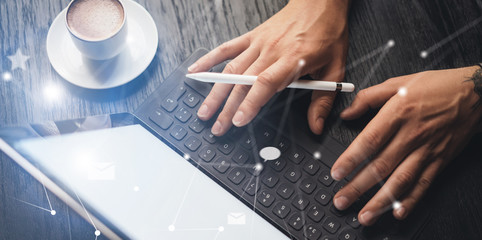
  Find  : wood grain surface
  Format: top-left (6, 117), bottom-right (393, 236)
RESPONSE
top-left (0, 0), bottom-right (481, 239)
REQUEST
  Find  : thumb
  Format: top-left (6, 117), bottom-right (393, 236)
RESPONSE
top-left (308, 90), bottom-right (336, 135)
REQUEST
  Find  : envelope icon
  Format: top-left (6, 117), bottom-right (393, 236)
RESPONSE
top-left (88, 161), bottom-right (116, 180)
top-left (227, 212), bottom-right (246, 225)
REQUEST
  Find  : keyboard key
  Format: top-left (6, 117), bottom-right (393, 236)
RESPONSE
top-left (273, 202), bottom-right (291, 219)
top-left (291, 196), bottom-right (310, 211)
top-left (213, 157), bottom-right (230, 173)
top-left (284, 168), bottom-right (302, 183)
top-left (240, 134), bottom-right (254, 149)
top-left (184, 136), bottom-right (201, 151)
top-left (315, 189), bottom-right (331, 206)
top-left (288, 213), bottom-right (305, 231)
top-left (307, 205), bottom-right (325, 222)
top-left (183, 93), bottom-right (200, 108)
top-left (232, 149), bottom-right (249, 165)
top-left (304, 225), bottom-right (322, 240)
top-left (257, 190), bottom-right (275, 207)
top-left (338, 229), bottom-right (357, 240)
top-left (268, 158), bottom-right (286, 172)
top-left (171, 85), bottom-right (187, 100)
top-left (254, 125), bottom-right (275, 144)
top-left (243, 181), bottom-right (260, 196)
top-left (300, 178), bottom-right (317, 194)
top-left (261, 171), bottom-right (279, 188)
top-left (189, 118), bottom-right (205, 133)
top-left (217, 141), bottom-right (235, 155)
top-left (161, 98), bottom-right (178, 112)
top-left (330, 205), bottom-right (347, 217)
top-left (203, 131), bottom-right (216, 144)
top-left (345, 213), bottom-right (361, 229)
top-left (247, 163), bottom-right (264, 176)
top-left (169, 125), bottom-right (187, 140)
top-left (275, 137), bottom-right (290, 152)
top-left (175, 107), bottom-right (192, 123)
top-left (288, 149), bottom-right (305, 164)
top-left (323, 216), bottom-right (341, 234)
top-left (276, 183), bottom-right (294, 199)
top-left (318, 170), bottom-right (334, 187)
top-left (227, 168), bottom-right (246, 185)
top-left (149, 109), bottom-right (173, 130)
top-left (198, 146), bottom-right (216, 162)
top-left (320, 237), bottom-right (336, 240)
top-left (303, 160), bottom-right (320, 175)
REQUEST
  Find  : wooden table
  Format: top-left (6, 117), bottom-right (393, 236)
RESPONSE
top-left (1, 0), bottom-right (481, 239)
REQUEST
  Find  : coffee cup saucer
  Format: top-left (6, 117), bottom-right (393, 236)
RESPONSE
top-left (46, 0), bottom-right (158, 89)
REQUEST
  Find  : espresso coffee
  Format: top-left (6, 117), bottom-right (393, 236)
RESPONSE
top-left (67, 0), bottom-right (124, 41)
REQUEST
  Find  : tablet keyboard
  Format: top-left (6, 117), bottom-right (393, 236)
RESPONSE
top-left (142, 80), bottom-right (365, 240)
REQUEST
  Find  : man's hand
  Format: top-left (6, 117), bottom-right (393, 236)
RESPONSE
top-left (188, 0), bottom-right (350, 136)
top-left (331, 66), bottom-right (482, 225)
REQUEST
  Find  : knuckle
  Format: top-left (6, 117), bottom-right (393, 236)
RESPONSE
top-left (417, 176), bottom-right (432, 189)
top-left (357, 89), bottom-right (370, 101)
top-left (395, 171), bottom-right (415, 188)
top-left (362, 130), bottom-right (382, 153)
top-left (242, 97), bottom-right (261, 113)
top-left (223, 62), bottom-right (239, 74)
top-left (370, 159), bottom-right (392, 179)
top-left (314, 98), bottom-right (333, 115)
top-left (257, 72), bottom-right (278, 88)
top-left (233, 84), bottom-right (251, 95)
top-left (218, 41), bottom-right (232, 54)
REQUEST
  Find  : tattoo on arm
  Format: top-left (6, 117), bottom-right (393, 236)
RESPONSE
top-left (470, 66), bottom-right (482, 109)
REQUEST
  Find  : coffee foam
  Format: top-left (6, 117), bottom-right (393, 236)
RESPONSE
top-left (67, 0), bottom-right (124, 41)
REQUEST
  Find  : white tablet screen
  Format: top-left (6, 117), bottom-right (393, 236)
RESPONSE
top-left (15, 124), bottom-right (287, 239)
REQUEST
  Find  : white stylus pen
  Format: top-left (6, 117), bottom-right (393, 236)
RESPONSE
top-left (185, 72), bottom-right (355, 92)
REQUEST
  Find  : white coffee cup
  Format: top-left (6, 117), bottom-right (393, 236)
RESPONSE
top-left (65, 0), bottom-right (128, 60)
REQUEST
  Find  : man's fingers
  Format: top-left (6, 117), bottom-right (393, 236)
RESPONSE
top-left (307, 61), bottom-right (344, 135)
top-left (333, 127), bottom-right (419, 212)
top-left (394, 159), bottom-right (442, 220)
top-left (308, 91), bottom-right (336, 135)
top-left (232, 57), bottom-right (299, 127)
top-left (355, 146), bottom-right (428, 225)
top-left (211, 57), bottom-right (271, 135)
top-left (340, 83), bottom-right (399, 120)
top-left (197, 47), bottom-right (259, 121)
top-left (188, 35), bottom-right (251, 73)
top-left (331, 101), bottom-right (403, 181)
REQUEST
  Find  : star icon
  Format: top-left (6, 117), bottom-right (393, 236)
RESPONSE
top-left (7, 49), bottom-right (30, 71)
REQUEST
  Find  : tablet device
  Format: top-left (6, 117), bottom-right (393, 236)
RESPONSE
top-left (0, 113), bottom-right (288, 239)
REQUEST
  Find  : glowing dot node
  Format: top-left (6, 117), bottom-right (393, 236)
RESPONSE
top-left (254, 163), bottom-right (263, 172)
top-left (133, 186), bottom-right (140, 192)
top-left (50, 210), bottom-right (56, 215)
top-left (184, 154), bottom-right (190, 160)
top-left (218, 226), bottom-right (224, 232)
top-left (387, 40), bottom-right (395, 48)
top-left (2, 72), bottom-right (12, 81)
top-left (313, 151), bottom-right (321, 160)
top-left (420, 51), bottom-right (428, 58)
top-left (94, 230), bottom-right (101, 236)
top-left (298, 59), bottom-right (306, 67)
top-left (392, 201), bottom-right (402, 210)
top-left (168, 225), bottom-right (175, 231)
top-left (397, 87), bottom-right (407, 97)
top-left (43, 84), bottom-right (64, 102)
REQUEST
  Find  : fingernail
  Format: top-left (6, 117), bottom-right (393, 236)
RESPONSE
top-left (396, 206), bottom-right (406, 219)
top-left (334, 196), bottom-right (349, 210)
top-left (360, 211), bottom-right (373, 225)
top-left (211, 121), bottom-right (223, 135)
top-left (197, 104), bottom-right (208, 118)
top-left (331, 168), bottom-right (346, 181)
top-left (232, 111), bottom-right (244, 126)
top-left (188, 63), bottom-right (198, 72)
